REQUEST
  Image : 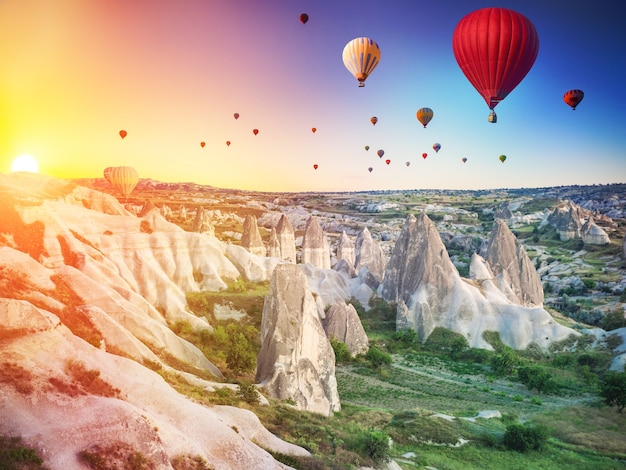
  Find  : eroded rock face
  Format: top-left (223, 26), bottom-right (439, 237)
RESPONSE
top-left (546, 200), bottom-right (611, 244)
top-left (256, 264), bottom-right (340, 416)
top-left (582, 218), bottom-right (610, 245)
top-left (275, 214), bottom-right (296, 263)
top-left (354, 227), bottom-right (386, 288)
top-left (302, 216), bottom-right (331, 269)
top-left (191, 206), bottom-right (215, 236)
top-left (323, 300), bottom-right (369, 357)
top-left (335, 230), bottom-right (356, 268)
top-left (241, 215), bottom-right (266, 256)
top-left (482, 219), bottom-right (544, 307)
top-left (267, 226), bottom-right (281, 258)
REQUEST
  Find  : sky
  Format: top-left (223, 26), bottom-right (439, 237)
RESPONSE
top-left (0, 0), bottom-right (625, 193)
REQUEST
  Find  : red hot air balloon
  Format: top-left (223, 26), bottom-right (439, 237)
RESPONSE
top-left (452, 8), bottom-right (539, 119)
top-left (119, 130), bottom-right (127, 139)
top-left (563, 89), bottom-right (584, 110)
top-left (313, 164), bottom-right (318, 170)
top-left (200, 142), bottom-right (205, 148)
top-left (311, 127), bottom-right (317, 133)
top-left (226, 141), bottom-right (231, 146)
top-left (233, 113), bottom-right (239, 120)
top-left (422, 153), bottom-right (428, 159)
top-left (300, 13), bottom-right (309, 24)
top-left (385, 159), bottom-right (391, 165)
top-left (253, 129), bottom-right (259, 135)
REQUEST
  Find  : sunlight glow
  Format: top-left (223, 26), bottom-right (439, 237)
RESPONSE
top-left (11, 154), bottom-right (39, 173)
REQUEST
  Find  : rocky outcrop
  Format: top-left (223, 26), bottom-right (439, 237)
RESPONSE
top-left (380, 213), bottom-right (577, 350)
top-left (323, 300), bottom-right (369, 357)
top-left (494, 202), bottom-right (513, 220)
top-left (302, 216), bottom-right (331, 269)
top-left (191, 206), bottom-right (215, 236)
top-left (354, 227), bottom-right (386, 288)
top-left (545, 200), bottom-right (610, 244)
top-left (482, 219), bottom-right (544, 307)
top-left (256, 264), bottom-right (340, 416)
top-left (275, 213), bottom-right (296, 263)
top-left (335, 230), bottom-right (356, 268)
top-left (241, 215), bottom-right (266, 256)
top-left (267, 227), bottom-right (281, 258)
top-left (581, 217), bottom-right (610, 245)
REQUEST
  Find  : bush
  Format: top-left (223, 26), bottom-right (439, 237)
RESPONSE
top-left (361, 429), bottom-right (390, 465)
top-left (0, 436), bottom-right (45, 469)
top-left (330, 336), bottom-right (352, 363)
top-left (503, 423), bottom-right (548, 452)
top-left (365, 346), bottom-right (392, 371)
top-left (600, 371), bottom-right (626, 412)
top-left (237, 381), bottom-right (260, 405)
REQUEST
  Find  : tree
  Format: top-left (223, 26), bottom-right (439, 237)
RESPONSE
top-left (365, 346), bottom-right (392, 371)
top-left (600, 371), bottom-right (626, 412)
top-left (225, 323), bottom-right (258, 376)
top-left (490, 346), bottom-right (520, 376)
top-left (503, 423), bottom-right (548, 452)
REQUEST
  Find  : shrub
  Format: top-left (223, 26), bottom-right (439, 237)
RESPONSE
top-left (330, 336), bottom-right (352, 363)
top-left (237, 381), bottom-right (260, 405)
top-left (361, 429), bottom-right (390, 465)
top-left (225, 323), bottom-right (258, 376)
top-left (365, 346), bottom-right (392, 371)
top-left (423, 327), bottom-right (468, 360)
top-left (0, 435), bottom-right (45, 469)
top-left (503, 423), bottom-right (548, 452)
top-left (600, 371), bottom-right (626, 412)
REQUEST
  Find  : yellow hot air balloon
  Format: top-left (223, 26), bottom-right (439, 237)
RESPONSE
top-left (109, 166), bottom-right (139, 199)
top-left (499, 154), bottom-right (507, 163)
top-left (342, 37), bottom-right (381, 87)
top-left (416, 108), bottom-right (434, 128)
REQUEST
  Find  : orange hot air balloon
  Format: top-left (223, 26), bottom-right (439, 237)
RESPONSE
top-left (253, 129), bottom-right (259, 135)
top-left (370, 116), bottom-right (378, 126)
top-left (462, 157), bottom-right (468, 163)
top-left (368, 167), bottom-right (373, 173)
top-left (385, 159), bottom-right (391, 165)
top-left (119, 130), bottom-right (127, 139)
top-left (200, 142), bottom-right (205, 148)
top-left (109, 166), bottom-right (139, 199)
top-left (452, 8), bottom-right (539, 119)
top-left (233, 113), bottom-right (240, 120)
top-left (433, 143), bottom-right (441, 153)
top-left (563, 89), bottom-right (584, 110)
top-left (103, 167), bottom-right (113, 184)
top-left (416, 108), bottom-right (434, 128)
top-left (311, 127), bottom-right (317, 133)
top-left (377, 149), bottom-right (384, 158)
top-left (226, 141), bottom-right (231, 146)
top-left (342, 37), bottom-right (381, 87)
top-left (313, 164), bottom-right (318, 170)
top-left (300, 13), bottom-right (309, 24)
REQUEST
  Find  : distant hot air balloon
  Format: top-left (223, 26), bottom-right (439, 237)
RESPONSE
top-left (364, 145), bottom-right (370, 151)
top-left (499, 154), bottom-right (507, 163)
top-left (200, 142), bottom-right (205, 148)
top-left (109, 166), bottom-right (138, 200)
top-left (385, 159), bottom-right (391, 165)
top-left (119, 130), bottom-right (127, 139)
top-left (300, 13), bottom-right (309, 24)
top-left (103, 167), bottom-right (113, 184)
top-left (368, 167), bottom-right (373, 173)
top-left (311, 127), bottom-right (317, 133)
top-left (233, 113), bottom-right (240, 120)
top-left (462, 157), bottom-right (468, 163)
top-left (406, 161), bottom-right (411, 167)
top-left (563, 89), bottom-right (584, 110)
top-left (433, 143), bottom-right (441, 153)
top-left (313, 164), bottom-right (318, 170)
top-left (377, 149), bottom-right (384, 158)
top-left (226, 141), bottom-right (231, 146)
top-left (253, 129), bottom-right (259, 135)
top-left (416, 108), bottom-right (433, 128)
top-left (342, 37), bottom-right (381, 87)
top-left (452, 7), bottom-right (539, 120)
top-left (422, 153), bottom-right (428, 159)
top-left (370, 116), bottom-right (378, 126)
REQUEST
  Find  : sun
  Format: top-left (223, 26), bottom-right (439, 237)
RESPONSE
top-left (11, 154), bottom-right (39, 173)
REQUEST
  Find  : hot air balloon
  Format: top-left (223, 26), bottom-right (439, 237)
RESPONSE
top-left (406, 161), bottom-right (411, 167)
top-left (452, 8), bottom-right (539, 120)
top-left (422, 153), bottom-right (428, 159)
top-left (563, 89), bottom-right (584, 110)
top-left (370, 116), bottom-right (378, 126)
top-left (385, 159), bottom-right (391, 165)
top-left (342, 37), bottom-right (381, 87)
top-left (233, 113), bottom-right (240, 120)
top-left (433, 143), bottom-right (441, 153)
top-left (119, 130), bottom-right (127, 139)
top-left (200, 142), bottom-right (205, 148)
top-left (499, 154), bottom-right (507, 163)
top-left (364, 145), bottom-right (370, 151)
top-left (103, 167), bottom-right (113, 184)
top-left (377, 149), bottom-right (384, 158)
top-left (313, 164), bottom-right (318, 170)
top-left (462, 157), bottom-right (468, 163)
top-left (311, 127), bottom-right (317, 133)
top-left (368, 167), bottom-right (373, 173)
top-left (253, 129), bottom-right (259, 135)
top-left (300, 13), bottom-right (309, 24)
top-left (417, 108), bottom-right (434, 128)
top-left (109, 166), bottom-right (138, 200)
top-left (226, 141), bottom-right (231, 146)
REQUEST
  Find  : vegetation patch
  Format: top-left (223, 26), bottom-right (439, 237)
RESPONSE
top-left (79, 441), bottom-right (151, 470)
top-left (0, 435), bottom-right (47, 470)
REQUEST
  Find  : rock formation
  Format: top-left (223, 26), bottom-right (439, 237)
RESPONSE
top-left (482, 219), bottom-right (544, 307)
top-left (323, 300), bottom-right (369, 357)
top-left (275, 213), bottom-right (297, 263)
top-left (380, 213), bottom-right (577, 350)
top-left (494, 201), bottom-right (513, 220)
top-left (545, 200), bottom-right (610, 244)
top-left (335, 230), bottom-right (356, 268)
top-left (581, 217), bottom-right (610, 245)
top-left (241, 214), bottom-right (266, 256)
top-left (267, 226), bottom-right (281, 258)
top-left (256, 264), bottom-right (340, 416)
top-left (354, 227), bottom-right (386, 288)
top-left (191, 206), bottom-right (215, 236)
top-left (302, 216), bottom-right (331, 269)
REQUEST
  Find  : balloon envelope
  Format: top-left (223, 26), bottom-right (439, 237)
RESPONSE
top-left (364, 145), bottom-right (370, 151)
top-left (226, 141), bottom-right (231, 146)
top-left (416, 108), bottom-right (434, 128)
top-left (300, 13), bottom-right (309, 24)
top-left (233, 113), bottom-right (239, 120)
top-left (109, 166), bottom-right (138, 198)
top-left (368, 167), bottom-right (373, 173)
top-left (422, 153), bottom-right (428, 159)
top-left (342, 37), bottom-right (381, 87)
top-left (311, 127), bottom-right (317, 133)
top-left (370, 116), bottom-right (378, 125)
top-left (433, 143), bottom-right (441, 153)
top-left (452, 8), bottom-right (539, 111)
top-left (103, 167), bottom-right (113, 184)
top-left (377, 149), bottom-right (384, 158)
top-left (119, 130), bottom-right (127, 139)
top-left (385, 159), bottom-right (391, 165)
top-left (313, 164), bottom-right (318, 170)
top-left (499, 154), bottom-right (507, 163)
top-left (462, 157), bottom-right (468, 163)
top-left (406, 161), bottom-right (410, 167)
top-left (253, 129), bottom-right (259, 135)
top-left (200, 142), bottom-right (205, 148)
top-left (563, 89), bottom-right (584, 110)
